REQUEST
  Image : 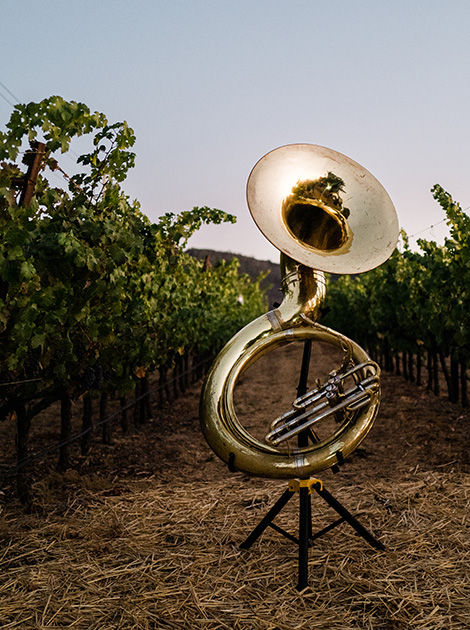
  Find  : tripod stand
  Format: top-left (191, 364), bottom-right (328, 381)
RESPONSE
top-left (239, 340), bottom-right (385, 591)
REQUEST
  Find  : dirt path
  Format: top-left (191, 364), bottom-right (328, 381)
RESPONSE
top-left (106, 339), bottom-right (470, 487)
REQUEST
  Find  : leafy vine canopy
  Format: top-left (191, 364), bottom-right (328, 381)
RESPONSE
top-left (0, 96), bottom-right (247, 405)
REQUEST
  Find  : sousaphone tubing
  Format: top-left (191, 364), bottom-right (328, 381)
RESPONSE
top-left (200, 144), bottom-right (399, 479)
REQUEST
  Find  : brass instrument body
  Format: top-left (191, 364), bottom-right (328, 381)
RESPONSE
top-left (199, 255), bottom-right (381, 480)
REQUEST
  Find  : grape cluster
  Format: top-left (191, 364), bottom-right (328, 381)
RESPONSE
top-left (94, 366), bottom-right (103, 389)
top-left (80, 365), bottom-right (107, 390)
top-left (24, 350), bottom-right (41, 379)
top-left (75, 339), bottom-right (88, 361)
top-left (81, 366), bottom-right (96, 389)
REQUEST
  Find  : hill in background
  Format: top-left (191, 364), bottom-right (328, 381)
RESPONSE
top-left (186, 248), bottom-right (282, 309)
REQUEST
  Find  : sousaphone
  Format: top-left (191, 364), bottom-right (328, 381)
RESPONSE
top-left (200, 144), bottom-right (399, 479)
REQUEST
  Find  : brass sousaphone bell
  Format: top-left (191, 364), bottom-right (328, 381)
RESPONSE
top-left (200, 144), bottom-right (399, 479)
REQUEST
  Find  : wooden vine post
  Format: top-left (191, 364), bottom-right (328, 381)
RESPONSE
top-left (19, 141), bottom-right (46, 206)
top-left (12, 142), bottom-right (46, 500)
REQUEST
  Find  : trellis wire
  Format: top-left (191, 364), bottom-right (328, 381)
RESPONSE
top-left (0, 355), bottom-right (210, 480)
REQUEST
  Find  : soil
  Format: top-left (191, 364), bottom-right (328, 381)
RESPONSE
top-left (1, 338), bottom-right (469, 501)
top-left (104, 340), bottom-right (470, 486)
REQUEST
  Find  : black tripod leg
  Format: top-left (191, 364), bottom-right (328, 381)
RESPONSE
top-left (297, 486), bottom-right (311, 591)
top-left (315, 485), bottom-right (385, 551)
top-left (297, 339), bottom-right (312, 398)
top-left (240, 489), bottom-right (293, 549)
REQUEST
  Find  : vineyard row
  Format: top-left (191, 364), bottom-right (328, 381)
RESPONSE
top-left (0, 97), bottom-right (268, 503)
top-left (324, 184), bottom-right (470, 407)
top-left (1, 350), bottom-right (212, 481)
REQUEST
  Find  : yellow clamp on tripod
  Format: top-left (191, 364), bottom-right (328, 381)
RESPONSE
top-left (288, 478), bottom-right (323, 494)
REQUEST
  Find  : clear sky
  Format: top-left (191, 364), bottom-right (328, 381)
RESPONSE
top-left (1, 0), bottom-right (469, 263)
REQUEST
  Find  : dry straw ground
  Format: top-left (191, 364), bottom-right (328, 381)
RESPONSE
top-left (1, 341), bottom-right (470, 629)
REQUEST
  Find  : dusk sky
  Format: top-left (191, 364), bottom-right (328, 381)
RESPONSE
top-left (2, 0), bottom-right (469, 263)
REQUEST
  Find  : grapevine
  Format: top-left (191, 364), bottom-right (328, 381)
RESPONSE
top-left (0, 97), bottom-right (267, 502)
top-left (324, 186), bottom-right (470, 406)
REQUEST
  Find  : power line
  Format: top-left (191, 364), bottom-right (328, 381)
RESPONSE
top-left (0, 91), bottom-right (15, 107)
top-left (0, 80), bottom-right (21, 107)
top-left (408, 219), bottom-right (446, 239)
top-left (408, 206), bottom-right (470, 240)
